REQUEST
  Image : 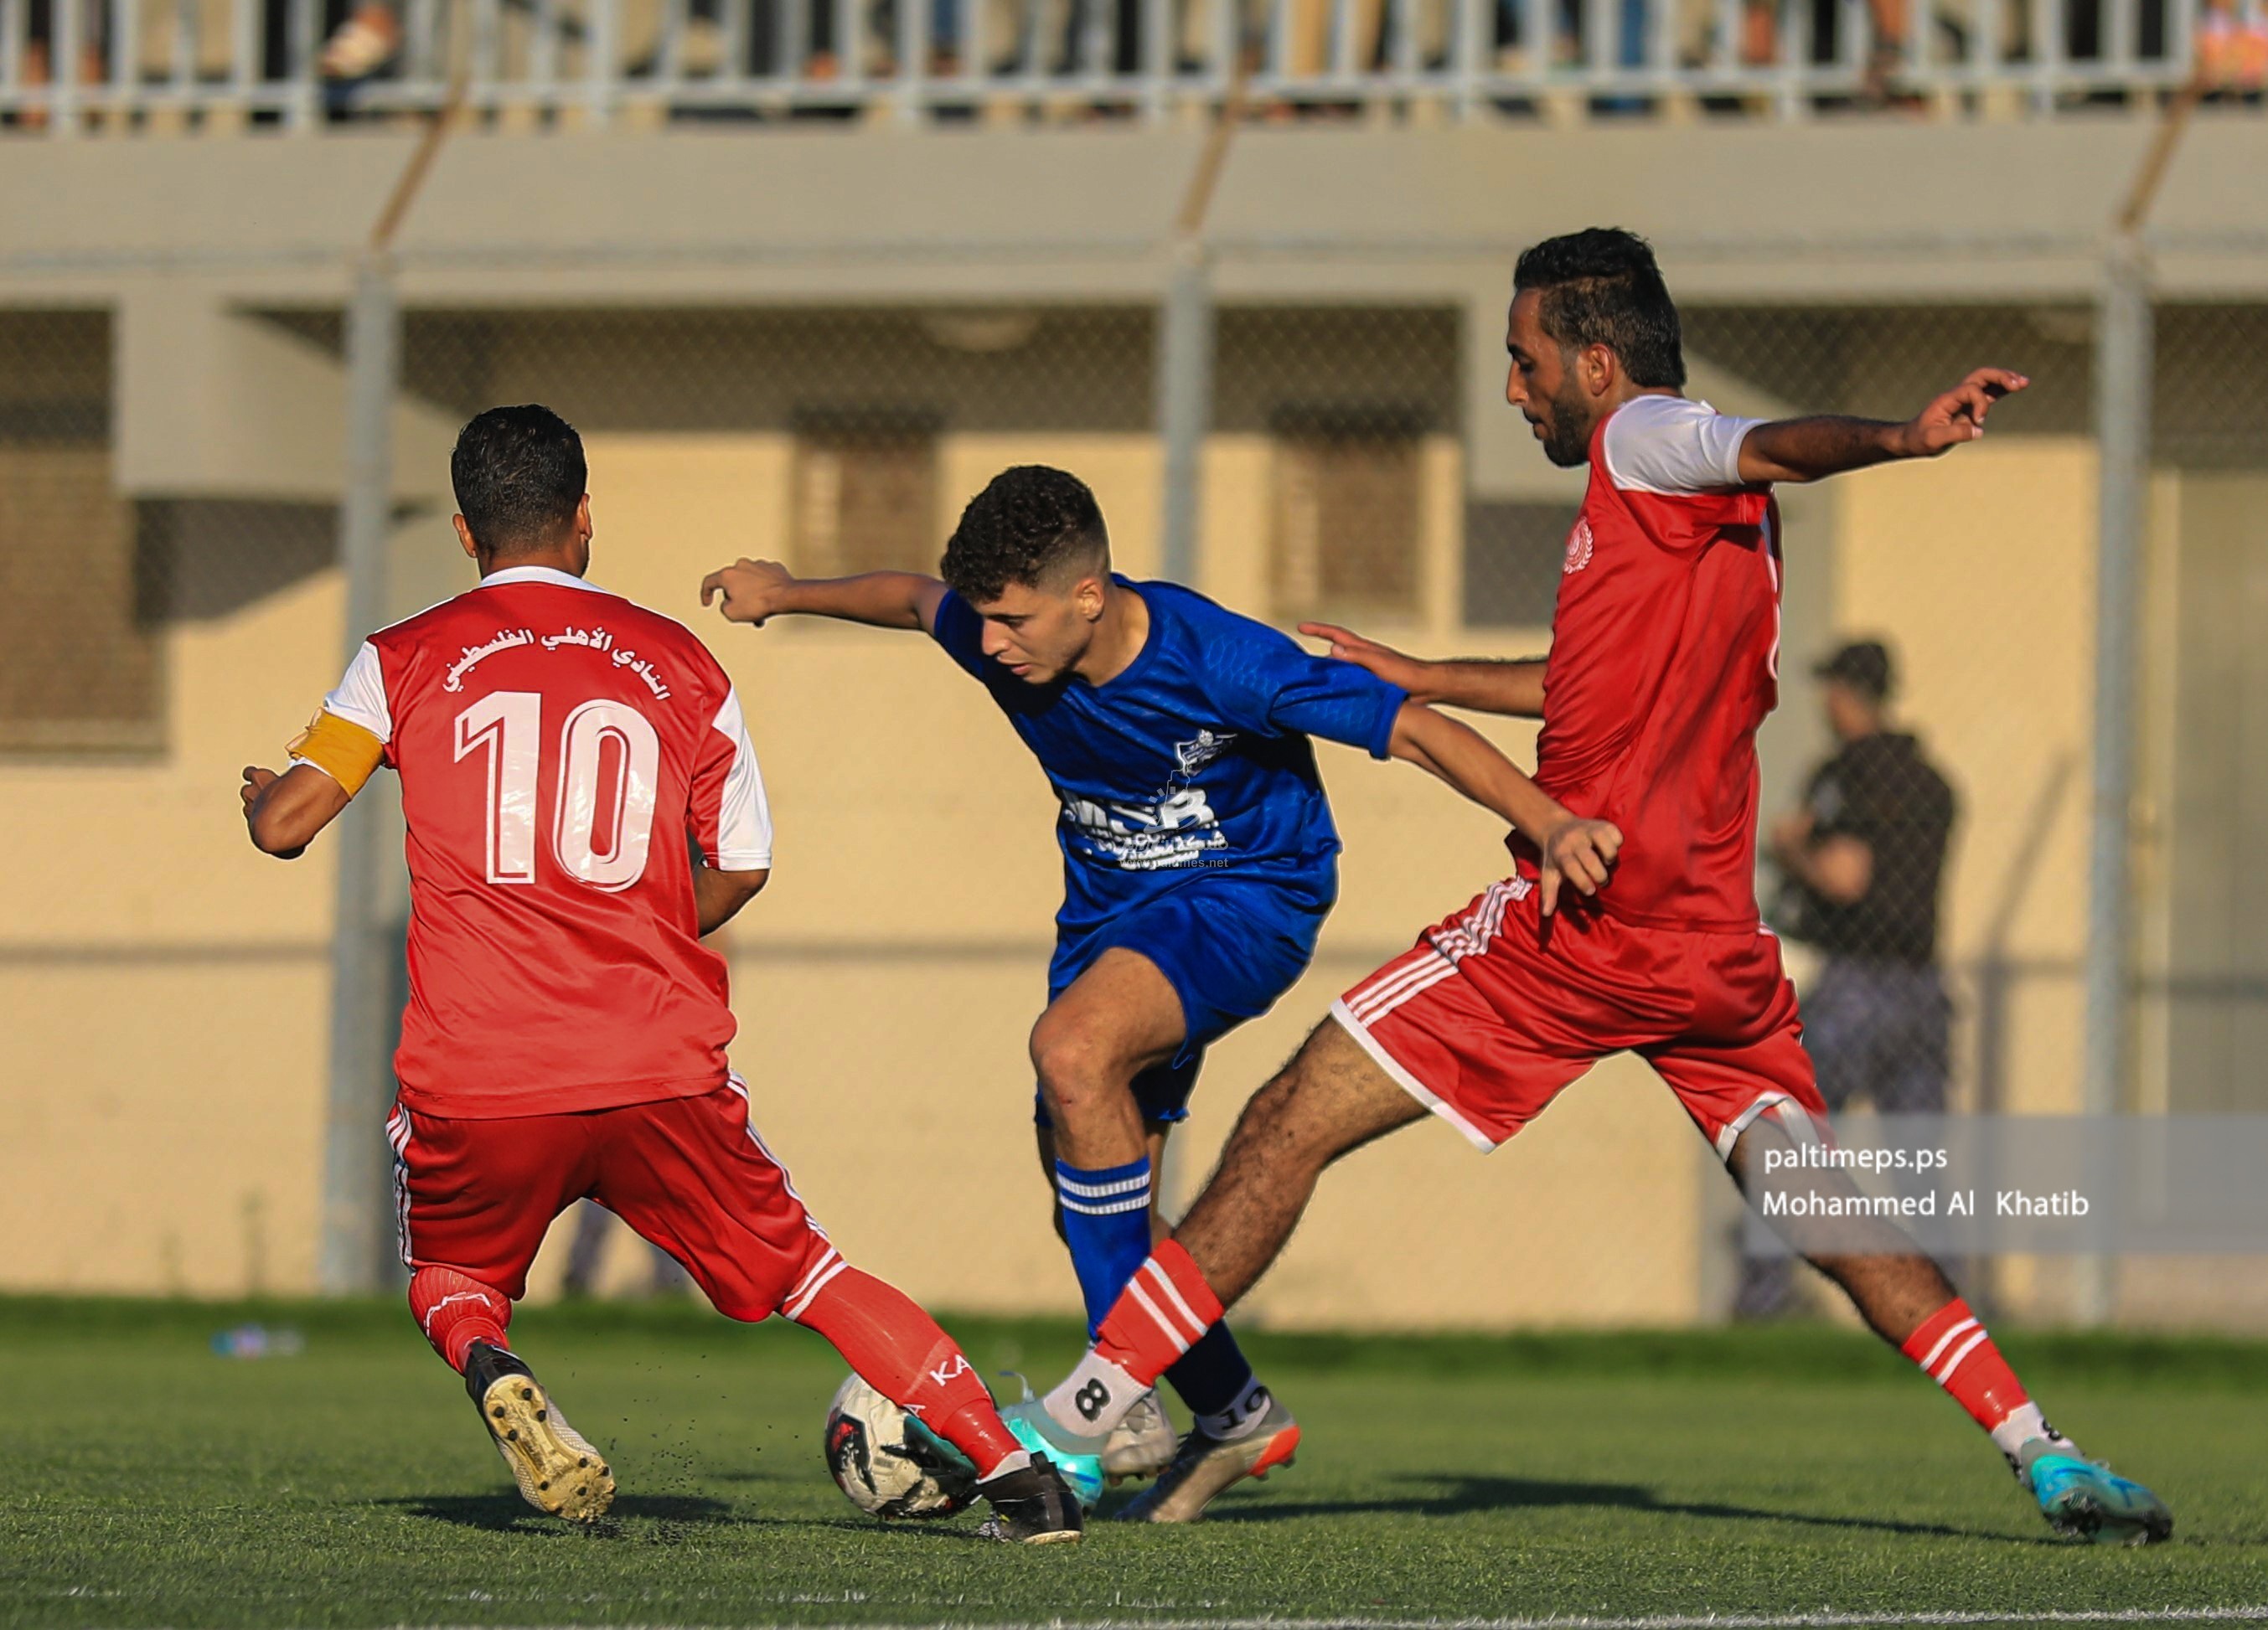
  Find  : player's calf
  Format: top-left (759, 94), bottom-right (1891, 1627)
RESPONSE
top-left (408, 1266), bottom-right (513, 1372)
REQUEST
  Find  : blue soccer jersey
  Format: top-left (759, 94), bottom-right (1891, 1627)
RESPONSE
top-left (931, 576), bottom-right (1407, 960)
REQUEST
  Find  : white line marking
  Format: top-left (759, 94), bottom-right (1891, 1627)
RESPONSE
top-left (423, 1611), bottom-right (2268, 1630)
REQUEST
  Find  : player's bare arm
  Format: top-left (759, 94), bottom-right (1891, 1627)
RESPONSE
top-left (1300, 622), bottom-right (1547, 719)
top-left (1768, 810), bottom-right (1873, 905)
top-left (700, 558), bottom-right (949, 635)
top-left (1737, 368), bottom-right (2031, 484)
top-left (1387, 701), bottom-right (1620, 916)
top-left (692, 855), bottom-right (771, 935)
top-left (240, 762), bottom-right (350, 859)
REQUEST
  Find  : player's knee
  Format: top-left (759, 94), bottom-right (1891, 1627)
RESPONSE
top-left (1029, 1017), bottom-right (1113, 1114)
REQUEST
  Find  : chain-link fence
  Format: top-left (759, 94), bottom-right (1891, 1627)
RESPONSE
top-left (4, 274), bottom-right (2266, 1323)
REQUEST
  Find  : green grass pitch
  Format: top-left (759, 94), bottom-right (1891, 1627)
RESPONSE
top-left (4, 1297), bottom-right (2263, 1627)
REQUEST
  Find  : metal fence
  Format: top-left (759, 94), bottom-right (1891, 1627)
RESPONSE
top-left (3, 248), bottom-right (2267, 1318)
top-left (4, 0), bottom-right (2260, 129)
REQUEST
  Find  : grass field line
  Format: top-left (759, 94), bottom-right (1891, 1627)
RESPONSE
top-left (442, 1611), bottom-right (2268, 1630)
top-left (399, 1611), bottom-right (2268, 1630)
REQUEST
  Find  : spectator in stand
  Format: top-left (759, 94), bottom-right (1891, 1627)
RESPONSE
top-left (19, 0), bottom-right (106, 128)
top-left (2198, 0), bottom-right (2268, 99)
top-left (1737, 638), bottom-right (1957, 1319)
top-left (320, 0), bottom-right (400, 81)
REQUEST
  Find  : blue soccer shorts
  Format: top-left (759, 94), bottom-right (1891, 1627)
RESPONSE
top-left (1035, 877), bottom-right (1327, 1127)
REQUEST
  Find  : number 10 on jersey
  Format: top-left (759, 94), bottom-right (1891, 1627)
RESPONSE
top-left (454, 690), bottom-right (661, 890)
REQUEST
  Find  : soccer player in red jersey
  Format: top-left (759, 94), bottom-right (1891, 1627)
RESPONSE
top-left (239, 405), bottom-right (1082, 1541)
top-left (1011, 230), bottom-right (2172, 1544)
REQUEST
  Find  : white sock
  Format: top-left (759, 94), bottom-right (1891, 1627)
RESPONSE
top-left (1041, 1351), bottom-right (1141, 1440)
top-left (1989, 1400), bottom-right (2072, 1465)
top-left (976, 1448), bottom-right (1032, 1483)
top-left (1196, 1376), bottom-right (1273, 1442)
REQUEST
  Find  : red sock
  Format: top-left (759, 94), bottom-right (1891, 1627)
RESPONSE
top-left (791, 1264), bottom-right (1025, 1479)
top-left (1899, 1297), bottom-right (2030, 1433)
top-left (1093, 1241), bottom-right (1225, 1386)
top-left (408, 1266), bottom-right (512, 1373)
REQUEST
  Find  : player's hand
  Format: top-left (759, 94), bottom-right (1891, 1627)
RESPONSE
top-left (700, 558), bottom-right (796, 626)
top-left (241, 766), bottom-right (309, 859)
top-left (1298, 621), bottom-right (1432, 696)
top-left (1537, 814), bottom-right (1622, 918)
top-left (1897, 368), bottom-right (2029, 458)
top-left (240, 765), bottom-right (279, 813)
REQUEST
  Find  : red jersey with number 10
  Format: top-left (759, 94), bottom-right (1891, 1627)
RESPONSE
top-left (305, 565), bottom-right (773, 1117)
top-left (1521, 394), bottom-right (1782, 933)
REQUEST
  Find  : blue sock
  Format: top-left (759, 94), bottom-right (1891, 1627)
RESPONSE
top-left (1054, 1157), bottom-right (1156, 1337)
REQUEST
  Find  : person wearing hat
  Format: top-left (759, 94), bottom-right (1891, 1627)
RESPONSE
top-left (1738, 637), bottom-right (1958, 1319)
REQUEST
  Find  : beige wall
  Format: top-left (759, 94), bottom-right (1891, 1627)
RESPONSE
top-left (1829, 440), bottom-right (2098, 1120)
top-left (11, 418), bottom-right (2256, 1327)
top-left (0, 422), bottom-right (1708, 1327)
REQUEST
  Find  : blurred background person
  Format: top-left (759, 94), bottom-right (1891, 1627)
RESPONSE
top-left (1737, 637), bottom-right (1957, 1320)
top-left (561, 1199), bottom-right (695, 1299)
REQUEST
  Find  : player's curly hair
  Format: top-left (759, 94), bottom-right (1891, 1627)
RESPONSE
top-left (941, 466), bottom-right (1111, 603)
top-left (1514, 228), bottom-right (1687, 390)
top-left (452, 404), bottom-right (588, 555)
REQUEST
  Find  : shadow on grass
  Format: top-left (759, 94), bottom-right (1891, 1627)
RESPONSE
top-left (380, 1492), bottom-right (994, 1545)
top-left (381, 1493), bottom-right (742, 1533)
top-left (1201, 1473), bottom-right (2041, 1545)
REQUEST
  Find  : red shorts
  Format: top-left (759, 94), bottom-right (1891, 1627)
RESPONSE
top-left (386, 1077), bottom-right (839, 1322)
top-left (1333, 877), bottom-right (1827, 1158)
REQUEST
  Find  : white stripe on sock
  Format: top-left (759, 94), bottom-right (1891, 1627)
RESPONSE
top-left (1915, 1316), bottom-right (1978, 1375)
top-left (1059, 1194), bottom-right (1154, 1215)
top-left (1933, 1328), bottom-right (1992, 1385)
top-left (1124, 1278), bottom-right (1191, 1351)
top-left (1140, 1258), bottom-right (1210, 1344)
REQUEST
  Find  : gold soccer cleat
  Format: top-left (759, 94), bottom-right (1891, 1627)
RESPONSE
top-left (464, 1341), bottom-right (616, 1523)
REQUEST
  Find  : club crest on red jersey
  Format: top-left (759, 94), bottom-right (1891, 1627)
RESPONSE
top-left (1563, 517), bottom-right (1595, 575)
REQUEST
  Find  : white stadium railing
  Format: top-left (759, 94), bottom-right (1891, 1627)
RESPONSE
top-left (0, 0), bottom-right (2255, 130)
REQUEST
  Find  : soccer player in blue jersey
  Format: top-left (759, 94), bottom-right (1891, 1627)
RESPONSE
top-left (701, 466), bottom-right (1615, 1520)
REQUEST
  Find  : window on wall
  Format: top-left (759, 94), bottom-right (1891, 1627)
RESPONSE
top-left (1463, 500), bottom-right (1580, 630)
top-left (0, 313), bottom-right (163, 756)
top-left (790, 414), bottom-right (943, 579)
top-left (1269, 410), bottom-right (1425, 624)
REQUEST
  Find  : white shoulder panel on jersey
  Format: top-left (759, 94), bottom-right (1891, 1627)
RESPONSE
top-left (1601, 395), bottom-right (1764, 496)
top-left (708, 685), bottom-right (774, 871)
top-left (321, 640), bottom-right (395, 745)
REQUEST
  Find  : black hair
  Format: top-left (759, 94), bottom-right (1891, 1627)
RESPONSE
top-left (1513, 228), bottom-right (1687, 389)
top-left (940, 466), bottom-right (1109, 603)
top-left (451, 405), bottom-right (588, 555)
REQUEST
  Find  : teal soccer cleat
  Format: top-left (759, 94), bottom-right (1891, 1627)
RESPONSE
top-left (2020, 1440), bottom-right (2173, 1545)
top-left (995, 1382), bottom-right (1108, 1510)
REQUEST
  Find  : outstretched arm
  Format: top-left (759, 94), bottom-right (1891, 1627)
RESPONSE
top-left (1387, 701), bottom-right (1620, 916)
top-left (1300, 622), bottom-right (1547, 720)
top-left (1737, 368), bottom-right (2030, 485)
top-left (700, 559), bottom-right (948, 634)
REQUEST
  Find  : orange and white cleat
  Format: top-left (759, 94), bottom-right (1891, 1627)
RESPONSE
top-left (1111, 1390), bottom-right (1299, 1524)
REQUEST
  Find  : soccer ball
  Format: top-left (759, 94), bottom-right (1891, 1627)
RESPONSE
top-left (823, 1374), bottom-right (979, 1520)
